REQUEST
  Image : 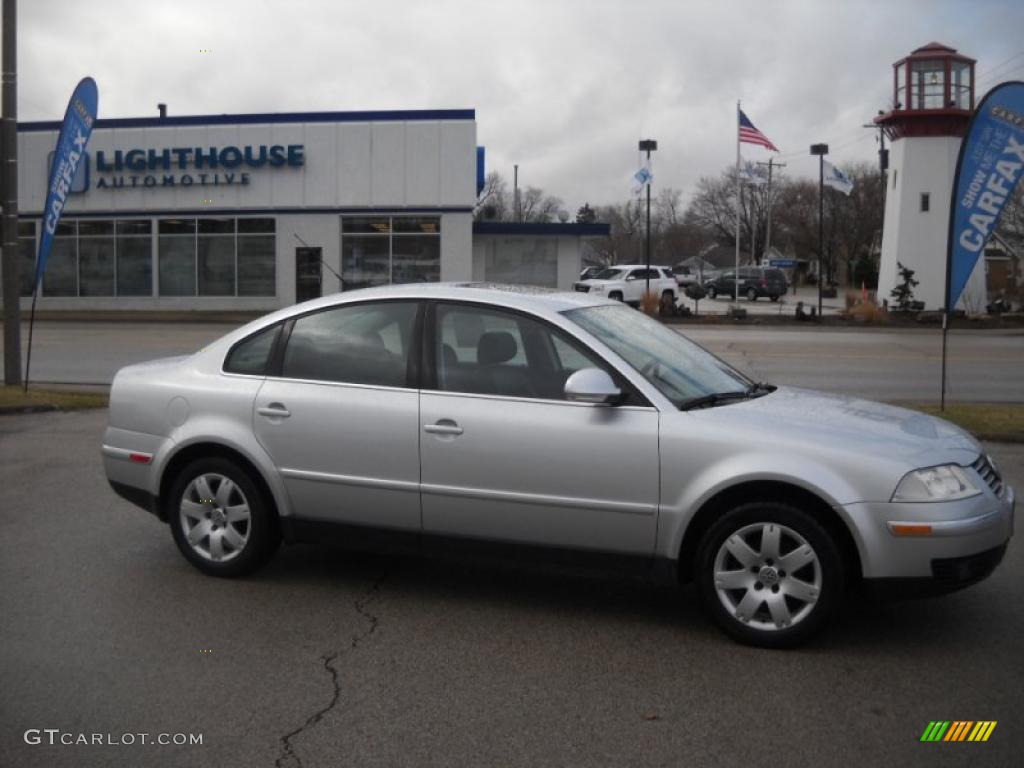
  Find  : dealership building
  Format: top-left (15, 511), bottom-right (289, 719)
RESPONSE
top-left (11, 109), bottom-right (606, 311)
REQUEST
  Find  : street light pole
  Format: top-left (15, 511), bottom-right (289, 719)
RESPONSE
top-left (638, 139), bottom-right (657, 297)
top-left (1, 0), bottom-right (21, 386)
top-left (810, 143), bottom-right (829, 318)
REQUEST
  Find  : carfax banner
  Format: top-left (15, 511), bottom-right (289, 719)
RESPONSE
top-left (34, 77), bottom-right (98, 290)
top-left (947, 81), bottom-right (1024, 309)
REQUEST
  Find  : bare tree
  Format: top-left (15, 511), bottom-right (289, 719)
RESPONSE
top-left (475, 171), bottom-right (509, 221)
top-left (473, 172), bottom-right (562, 223)
top-left (518, 186), bottom-right (563, 223)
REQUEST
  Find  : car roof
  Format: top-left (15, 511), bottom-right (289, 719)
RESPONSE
top-left (250, 283), bottom-right (620, 328)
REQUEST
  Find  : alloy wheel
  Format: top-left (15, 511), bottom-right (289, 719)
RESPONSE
top-left (712, 522), bottom-right (822, 631)
top-left (178, 473), bottom-right (252, 563)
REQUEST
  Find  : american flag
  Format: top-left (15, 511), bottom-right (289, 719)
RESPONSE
top-left (739, 110), bottom-right (779, 152)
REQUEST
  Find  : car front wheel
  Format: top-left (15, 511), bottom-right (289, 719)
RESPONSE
top-left (746, 287), bottom-right (758, 301)
top-left (706, 286), bottom-right (717, 299)
top-left (168, 457), bottom-right (280, 577)
top-left (695, 501), bottom-right (843, 647)
top-left (608, 291), bottom-right (624, 302)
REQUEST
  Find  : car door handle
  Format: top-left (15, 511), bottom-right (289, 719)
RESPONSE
top-left (424, 421), bottom-right (463, 436)
top-left (257, 403), bottom-right (291, 419)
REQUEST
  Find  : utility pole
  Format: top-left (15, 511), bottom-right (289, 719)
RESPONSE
top-left (1, 0), bottom-right (21, 386)
top-left (756, 158), bottom-right (786, 261)
top-left (513, 164), bottom-right (519, 222)
top-left (810, 143), bottom-right (829, 318)
top-left (638, 139), bottom-right (657, 296)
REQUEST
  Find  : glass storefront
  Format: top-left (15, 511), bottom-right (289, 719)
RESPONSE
top-left (341, 216), bottom-right (441, 291)
top-left (24, 216), bottom-right (276, 298)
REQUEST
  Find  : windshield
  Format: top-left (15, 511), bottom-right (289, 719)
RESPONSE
top-left (566, 305), bottom-right (752, 407)
top-left (592, 268), bottom-right (624, 280)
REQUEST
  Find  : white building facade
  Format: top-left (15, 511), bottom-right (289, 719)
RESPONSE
top-left (13, 109), bottom-right (479, 310)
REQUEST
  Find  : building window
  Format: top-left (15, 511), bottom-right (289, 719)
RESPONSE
top-left (483, 237), bottom-right (558, 287)
top-left (116, 220), bottom-right (153, 296)
top-left (18, 220), bottom-right (36, 297)
top-left (920, 193), bottom-right (930, 212)
top-left (341, 216), bottom-right (440, 291)
top-left (237, 218), bottom-right (276, 296)
top-left (159, 218), bottom-right (197, 296)
top-left (158, 217), bottom-right (276, 297)
top-left (911, 60), bottom-right (945, 109)
top-left (78, 219), bottom-right (116, 296)
top-left (198, 218), bottom-right (235, 296)
top-left (43, 220), bottom-right (78, 297)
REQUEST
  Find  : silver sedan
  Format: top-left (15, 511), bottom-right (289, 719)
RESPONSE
top-left (102, 283), bottom-right (1015, 647)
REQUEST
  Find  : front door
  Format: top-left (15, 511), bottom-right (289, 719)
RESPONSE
top-left (253, 300), bottom-right (422, 531)
top-left (295, 247), bottom-right (322, 303)
top-left (419, 302), bottom-right (660, 555)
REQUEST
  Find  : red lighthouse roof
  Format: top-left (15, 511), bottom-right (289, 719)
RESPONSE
top-left (874, 43), bottom-right (976, 140)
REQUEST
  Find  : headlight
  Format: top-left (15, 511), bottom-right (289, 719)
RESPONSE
top-left (892, 464), bottom-right (981, 502)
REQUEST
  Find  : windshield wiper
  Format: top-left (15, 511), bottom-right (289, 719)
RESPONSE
top-left (678, 391), bottom-right (751, 411)
top-left (679, 383), bottom-right (775, 411)
top-left (745, 381), bottom-right (776, 397)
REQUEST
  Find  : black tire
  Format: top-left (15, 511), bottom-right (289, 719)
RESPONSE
top-left (706, 286), bottom-right (717, 299)
top-left (167, 457), bottom-right (280, 577)
top-left (770, 295), bottom-right (779, 302)
top-left (746, 287), bottom-right (758, 302)
top-left (695, 501), bottom-right (844, 648)
top-left (608, 291), bottom-right (624, 302)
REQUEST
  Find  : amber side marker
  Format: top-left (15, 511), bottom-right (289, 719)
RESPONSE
top-left (891, 524), bottom-right (933, 536)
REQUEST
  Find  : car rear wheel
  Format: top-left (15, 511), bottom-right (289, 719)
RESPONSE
top-left (770, 295), bottom-right (779, 302)
top-left (168, 457), bottom-right (280, 577)
top-left (608, 291), bottom-right (624, 302)
top-left (746, 287), bottom-right (758, 301)
top-left (695, 501), bottom-right (843, 647)
top-left (706, 286), bottom-right (717, 299)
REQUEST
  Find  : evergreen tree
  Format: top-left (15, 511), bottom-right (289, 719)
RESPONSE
top-left (889, 261), bottom-right (919, 311)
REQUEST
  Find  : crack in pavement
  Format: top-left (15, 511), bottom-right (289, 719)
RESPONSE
top-left (275, 574), bottom-right (386, 768)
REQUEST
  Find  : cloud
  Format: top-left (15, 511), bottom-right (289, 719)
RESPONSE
top-left (16, 0), bottom-right (1024, 212)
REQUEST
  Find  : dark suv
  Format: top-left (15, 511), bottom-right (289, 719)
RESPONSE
top-left (704, 267), bottom-right (787, 301)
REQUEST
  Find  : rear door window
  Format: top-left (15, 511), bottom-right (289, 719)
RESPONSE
top-left (281, 301), bottom-right (419, 387)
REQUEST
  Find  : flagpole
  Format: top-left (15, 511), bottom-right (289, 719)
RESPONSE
top-left (734, 100), bottom-right (741, 302)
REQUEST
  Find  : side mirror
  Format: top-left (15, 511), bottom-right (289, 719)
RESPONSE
top-left (564, 368), bottom-right (622, 405)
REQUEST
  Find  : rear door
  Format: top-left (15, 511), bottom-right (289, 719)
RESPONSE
top-left (253, 300), bottom-right (423, 531)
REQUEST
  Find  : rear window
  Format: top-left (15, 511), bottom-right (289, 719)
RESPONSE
top-left (224, 324), bottom-right (281, 375)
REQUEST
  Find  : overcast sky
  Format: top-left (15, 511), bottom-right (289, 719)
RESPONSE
top-left (13, 0), bottom-right (1024, 213)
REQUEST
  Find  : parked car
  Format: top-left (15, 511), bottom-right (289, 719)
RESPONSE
top-left (704, 267), bottom-right (788, 301)
top-left (573, 264), bottom-right (678, 307)
top-left (103, 284), bottom-right (1014, 648)
top-left (671, 263), bottom-right (698, 288)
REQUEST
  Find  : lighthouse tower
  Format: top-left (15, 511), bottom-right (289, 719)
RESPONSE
top-left (876, 43), bottom-right (987, 312)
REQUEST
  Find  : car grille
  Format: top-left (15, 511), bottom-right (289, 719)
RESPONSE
top-left (972, 455), bottom-right (1003, 497)
top-left (574, 283), bottom-right (591, 293)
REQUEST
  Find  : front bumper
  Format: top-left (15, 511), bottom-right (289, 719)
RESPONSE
top-left (841, 482), bottom-right (1015, 582)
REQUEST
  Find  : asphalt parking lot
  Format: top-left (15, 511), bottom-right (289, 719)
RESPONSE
top-left (1, 408), bottom-right (1021, 768)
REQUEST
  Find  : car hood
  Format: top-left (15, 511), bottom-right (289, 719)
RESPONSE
top-left (695, 386), bottom-right (980, 470)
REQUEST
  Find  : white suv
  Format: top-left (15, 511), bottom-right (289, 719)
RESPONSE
top-left (573, 265), bottom-right (678, 307)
